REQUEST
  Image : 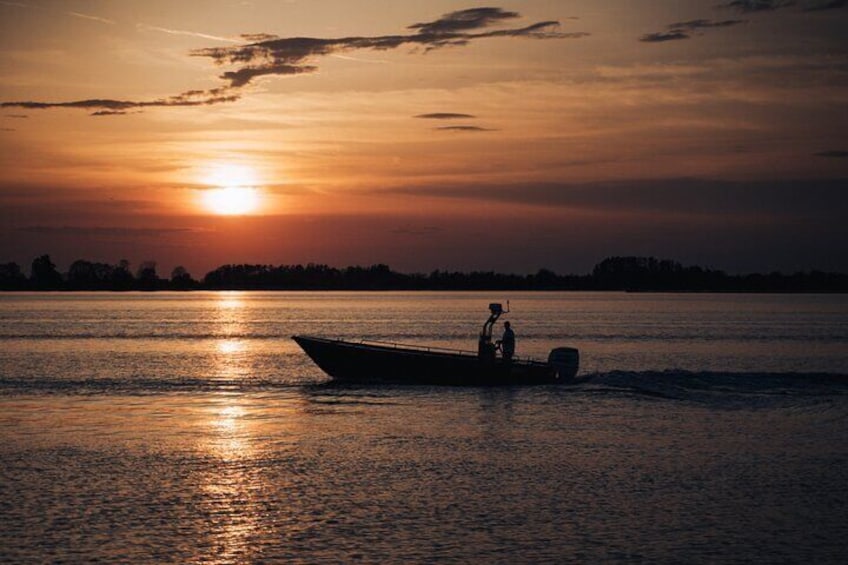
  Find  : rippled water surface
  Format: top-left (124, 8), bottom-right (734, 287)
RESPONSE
top-left (2, 291), bottom-right (847, 563)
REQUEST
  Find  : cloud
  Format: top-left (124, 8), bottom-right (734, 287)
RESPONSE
top-left (815, 150), bottom-right (848, 157)
top-left (2, 6), bottom-right (583, 115)
top-left (136, 24), bottom-right (239, 43)
top-left (718, 0), bottom-right (796, 11)
top-left (407, 7), bottom-right (520, 34)
top-left (192, 7), bottom-right (585, 88)
top-left (1, 88), bottom-right (240, 114)
top-left (68, 11), bottom-right (115, 25)
top-left (803, 0), bottom-right (847, 10)
top-left (91, 110), bottom-right (132, 116)
top-left (18, 226), bottom-right (204, 237)
top-left (717, 0), bottom-right (846, 11)
top-left (639, 31), bottom-right (691, 42)
top-left (415, 113), bottom-right (477, 119)
top-left (379, 178), bottom-right (848, 220)
top-left (435, 125), bottom-right (495, 132)
top-left (643, 0), bottom-right (843, 43)
top-left (640, 18), bottom-right (746, 42)
top-left (391, 225), bottom-right (443, 236)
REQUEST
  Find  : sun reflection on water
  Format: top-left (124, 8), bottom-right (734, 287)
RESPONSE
top-left (217, 340), bottom-right (246, 356)
top-left (200, 292), bottom-right (263, 563)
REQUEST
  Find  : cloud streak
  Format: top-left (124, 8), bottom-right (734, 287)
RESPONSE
top-left (718, 0), bottom-right (795, 12)
top-left (435, 125), bottom-right (495, 132)
top-left (136, 24), bottom-right (239, 43)
top-left (415, 113), bottom-right (476, 120)
top-left (640, 18), bottom-right (746, 42)
top-left (192, 7), bottom-right (586, 88)
top-left (67, 11), bottom-right (115, 25)
top-left (718, 0), bottom-right (847, 11)
top-left (644, 0), bottom-right (844, 42)
top-left (1, 88), bottom-right (239, 114)
top-left (16, 226), bottom-right (207, 240)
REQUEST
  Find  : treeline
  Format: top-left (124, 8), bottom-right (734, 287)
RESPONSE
top-left (1, 254), bottom-right (847, 292)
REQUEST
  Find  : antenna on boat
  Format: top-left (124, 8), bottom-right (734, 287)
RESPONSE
top-left (479, 302), bottom-right (508, 362)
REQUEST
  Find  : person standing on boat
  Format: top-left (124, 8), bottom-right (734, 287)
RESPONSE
top-left (500, 321), bottom-right (515, 362)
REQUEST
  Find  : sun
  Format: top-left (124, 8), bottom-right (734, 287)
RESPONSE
top-left (200, 163), bottom-right (263, 215)
top-left (203, 186), bottom-right (260, 215)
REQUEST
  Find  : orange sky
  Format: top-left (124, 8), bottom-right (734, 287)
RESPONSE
top-left (1, 1), bottom-right (847, 278)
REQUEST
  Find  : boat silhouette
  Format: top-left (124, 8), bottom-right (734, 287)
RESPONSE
top-left (293, 303), bottom-right (579, 385)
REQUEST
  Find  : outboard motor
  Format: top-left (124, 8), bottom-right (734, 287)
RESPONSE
top-left (548, 347), bottom-right (579, 381)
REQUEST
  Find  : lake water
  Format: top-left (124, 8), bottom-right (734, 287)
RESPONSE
top-left (1, 291), bottom-right (847, 563)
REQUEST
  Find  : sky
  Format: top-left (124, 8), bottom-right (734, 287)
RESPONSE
top-left (1, 0), bottom-right (847, 278)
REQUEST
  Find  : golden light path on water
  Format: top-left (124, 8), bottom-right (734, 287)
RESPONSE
top-left (200, 293), bottom-right (265, 563)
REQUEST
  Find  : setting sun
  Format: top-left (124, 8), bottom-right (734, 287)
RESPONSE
top-left (203, 187), bottom-right (261, 215)
top-left (201, 163), bottom-right (262, 215)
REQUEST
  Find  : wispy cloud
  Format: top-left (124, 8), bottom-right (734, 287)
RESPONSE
top-left (415, 113), bottom-right (476, 120)
top-left (803, 0), bottom-right (847, 10)
top-left (435, 125), bottom-right (495, 132)
top-left (192, 7), bottom-right (587, 88)
top-left (136, 23), bottom-right (239, 43)
top-left (644, 0), bottom-right (845, 42)
top-left (718, 0), bottom-right (795, 12)
top-left (91, 110), bottom-right (132, 116)
top-left (640, 18), bottom-right (746, 42)
top-left (68, 11), bottom-right (115, 25)
top-left (391, 225), bottom-right (443, 236)
top-left (718, 0), bottom-right (846, 11)
top-left (18, 226), bottom-right (204, 237)
top-left (1, 88), bottom-right (239, 114)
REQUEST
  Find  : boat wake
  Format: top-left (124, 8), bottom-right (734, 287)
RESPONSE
top-left (2, 370), bottom-right (847, 400)
top-left (577, 370), bottom-right (848, 404)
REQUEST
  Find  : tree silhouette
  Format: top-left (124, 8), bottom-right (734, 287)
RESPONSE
top-left (2, 253), bottom-right (847, 292)
top-left (0, 262), bottom-right (27, 290)
top-left (136, 260), bottom-right (160, 291)
top-left (68, 260), bottom-right (115, 290)
top-left (170, 266), bottom-right (196, 289)
top-left (30, 254), bottom-right (63, 289)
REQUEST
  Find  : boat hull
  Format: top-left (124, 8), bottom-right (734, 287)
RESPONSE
top-left (293, 335), bottom-right (577, 386)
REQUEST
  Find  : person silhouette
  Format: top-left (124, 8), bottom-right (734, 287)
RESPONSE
top-left (500, 321), bottom-right (515, 362)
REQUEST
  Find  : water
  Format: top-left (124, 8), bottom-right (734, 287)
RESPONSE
top-left (1, 291), bottom-right (847, 563)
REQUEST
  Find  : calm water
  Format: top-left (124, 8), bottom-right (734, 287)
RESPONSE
top-left (1, 291), bottom-right (847, 563)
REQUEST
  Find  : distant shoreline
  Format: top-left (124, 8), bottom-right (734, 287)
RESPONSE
top-left (2, 289), bottom-right (847, 294)
top-left (3, 255), bottom-right (847, 293)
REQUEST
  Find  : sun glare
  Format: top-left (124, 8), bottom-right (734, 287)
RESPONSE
top-left (200, 163), bottom-right (263, 215)
top-left (203, 186), bottom-right (260, 215)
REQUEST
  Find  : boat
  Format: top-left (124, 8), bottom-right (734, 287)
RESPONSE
top-left (292, 303), bottom-right (579, 386)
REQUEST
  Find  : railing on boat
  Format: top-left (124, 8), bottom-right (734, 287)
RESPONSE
top-left (351, 338), bottom-right (476, 356)
top-left (345, 338), bottom-right (545, 365)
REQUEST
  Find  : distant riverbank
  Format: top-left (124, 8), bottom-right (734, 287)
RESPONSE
top-left (3, 255), bottom-right (847, 293)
